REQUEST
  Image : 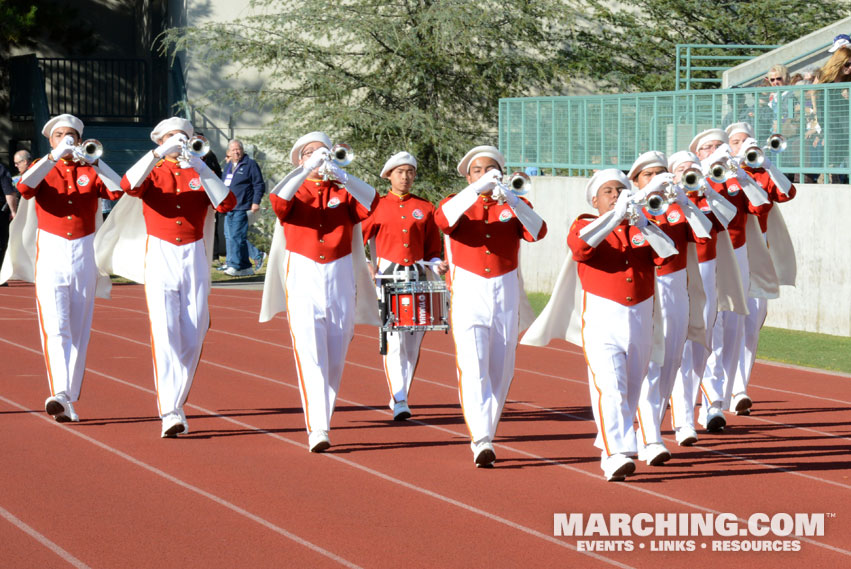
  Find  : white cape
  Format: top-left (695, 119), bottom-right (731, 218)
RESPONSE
top-left (0, 197), bottom-right (112, 298)
top-left (259, 222), bottom-right (380, 325)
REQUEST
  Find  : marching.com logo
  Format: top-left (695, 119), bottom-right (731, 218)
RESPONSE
top-left (554, 512), bottom-right (830, 552)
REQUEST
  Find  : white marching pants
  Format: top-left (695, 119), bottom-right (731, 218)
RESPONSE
top-left (731, 232), bottom-right (768, 405)
top-left (582, 292), bottom-right (653, 458)
top-left (144, 236), bottom-right (210, 418)
top-left (671, 259), bottom-right (717, 431)
top-left (34, 230), bottom-right (97, 402)
top-left (285, 251), bottom-right (355, 433)
top-left (376, 258), bottom-right (425, 405)
top-left (450, 266), bottom-right (519, 444)
top-left (701, 245), bottom-right (749, 413)
top-left (636, 269), bottom-right (689, 448)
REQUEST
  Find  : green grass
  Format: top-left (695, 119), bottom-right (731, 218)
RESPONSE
top-left (525, 292), bottom-right (851, 374)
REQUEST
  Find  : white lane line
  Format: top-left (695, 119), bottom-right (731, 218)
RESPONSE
top-left (0, 354), bottom-right (635, 569)
top-left (5, 331), bottom-right (851, 560)
top-left (0, 505), bottom-right (94, 569)
top-left (0, 395), bottom-right (362, 569)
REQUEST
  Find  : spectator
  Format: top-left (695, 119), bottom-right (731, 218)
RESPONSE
top-left (828, 34), bottom-right (851, 54)
top-left (814, 46), bottom-right (851, 183)
top-left (0, 159), bottom-right (15, 275)
top-left (221, 139), bottom-right (266, 275)
top-left (12, 149), bottom-right (32, 188)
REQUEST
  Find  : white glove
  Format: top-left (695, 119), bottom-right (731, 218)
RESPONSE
top-left (497, 185), bottom-right (520, 207)
top-left (673, 184), bottom-right (689, 207)
top-left (470, 169), bottom-right (502, 195)
top-left (632, 207), bottom-right (649, 228)
top-left (702, 146), bottom-right (733, 172)
top-left (737, 137), bottom-right (759, 158)
top-left (642, 172), bottom-right (674, 195)
top-left (155, 134), bottom-right (187, 158)
top-left (187, 155), bottom-right (209, 174)
top-left (303, 147), bottom-right (330, 172)
top-left (613, 187), bottom-right (631, 220)
top-left (326, 162), bottom-right (348, 184)
top-left (50, 136), bottom-right (76, 161)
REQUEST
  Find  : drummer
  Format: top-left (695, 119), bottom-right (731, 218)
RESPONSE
top-left (362, 152), bottom-right (444, 420)
top-left (435, 145), bottom-right (547, 467)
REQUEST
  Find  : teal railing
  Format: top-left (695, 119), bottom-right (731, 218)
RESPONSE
top-left (676, 44), bottom-right (780, 90)
top-left (499, 83), bottom-right (851, 180)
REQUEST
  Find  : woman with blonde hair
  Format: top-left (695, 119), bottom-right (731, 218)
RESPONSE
top-left (814, 46), bottom-right (851, 182)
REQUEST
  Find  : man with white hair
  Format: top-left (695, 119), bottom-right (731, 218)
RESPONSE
top-left (14, 113), bottom-right (123, 422)
top-left (689, 128), bottom-right (771, 431)
top-left (221, 138), bottom-right (266, 275)
top-left (568, 169), bottom-right (658, 481)
top-left (121, 116), bottom-right (237, 437)
top-left (267, 131), bottom-right (378, 452)
top-left (725, 122), bottom-right (796, 415)
top-left (435, 145), bottom-right (547, 468)
top-left (362, 151), bottom-right (443, 420)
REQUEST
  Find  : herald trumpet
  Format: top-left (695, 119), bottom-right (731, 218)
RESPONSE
top-left (681, 168), bottom-right (705, 193)
top-left (742, 143), bottom-right (765, 168)
top-left (631, 186), bottom-right (671, 217)
top-left (73, 139), bottom-right (103, 163)
top-left (492, 171), bottom-right (531, 204)
top-left (766, 133), bottom-right (787, 153)
top-left (330, 143), bottom-right (353, 167)
top-left (183, 135), bottom-right (210, 159)
top-left (708, 155), bottom-right (737, 185)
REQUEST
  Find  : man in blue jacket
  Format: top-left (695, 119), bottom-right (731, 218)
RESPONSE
top-left (221, 139), bottom-right (266, 275)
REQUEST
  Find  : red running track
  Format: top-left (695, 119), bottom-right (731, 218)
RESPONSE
top-left (1, 282), bottom-right (849, 568)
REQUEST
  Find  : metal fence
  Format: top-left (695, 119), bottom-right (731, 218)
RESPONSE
top-left (676, 44), bottom-right (779, 90)
top-left (38, 58), bottom-right (150, 122)
top-left (499, 83), bottom-right (851, 181)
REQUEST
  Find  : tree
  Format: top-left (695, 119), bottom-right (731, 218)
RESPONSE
top-left (570, 0), bottom-right (851, 93)
top-left (161, 0), bottom-right (577, 200)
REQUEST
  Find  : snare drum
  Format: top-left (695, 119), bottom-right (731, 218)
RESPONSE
top-left (382, 280), bottom-right (449, 332)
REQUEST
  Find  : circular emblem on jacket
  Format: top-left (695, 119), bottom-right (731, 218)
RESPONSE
top-left (76, 174), bottom-right (90, 187)
top-left (700, 205), bottom-right (711, 213)
top-left (499, 209), bottom-right (513, 222)
top-left (666, 210), bottom-right (681, 224)
top-left (727, 184), bottom-right (741, 196)
top-left (188, 177), bottom-right (202, 190)
top-left (631, 233), bottom-right (646, 246)
top-left (412, 208), bottom-right (424, 220)
top-left (328, 196), bottom-right (341, 208)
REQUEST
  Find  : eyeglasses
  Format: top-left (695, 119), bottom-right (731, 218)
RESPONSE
top-left (769, 77), bottom-right (783, 83)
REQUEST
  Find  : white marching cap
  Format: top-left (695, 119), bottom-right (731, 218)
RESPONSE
top-left (456, 145), bottom-right (505, 177)
top-left (380, 151), bottom-right (417, 179)
top-left (290, 131), bottom-right (332, 166)
top-left (150, 117), bottom-right (194, 143)
top-left (585, 168), bottom-right (629, 207)
top-left (627, 150), bottom-right (668, 180)
top-left (689, 128), bottom-right (728, 153)
top-left (42, 114), bottom-right (84, 138)
top-left (668, 150), bottom-right (700, 172)
top-left (725, 122), bottom-right (755, 140)
top-left (829, 34), bottom-right (851, 53)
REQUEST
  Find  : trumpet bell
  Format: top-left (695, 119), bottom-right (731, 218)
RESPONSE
top-left (709, 162), bottom-right (728, 185)
top-left (186, 135), bottom-right (210, 158)
top-left (743, 145), bottom-right (765, 168)
top-left (330, 143), bottom-right (353, 167)
top-left (79, 139), bottom-right (103, 162)
top-left (507, 171), bottom-right (530, 194)
top-left (766, 133), bottom-right (787, 153)
top-left (681, 168), bottom-right (704, 192)
top-left (645, 191), bottom-right (668, 216)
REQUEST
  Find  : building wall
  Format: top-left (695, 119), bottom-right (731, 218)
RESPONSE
top-left (519, 177), bottom-right (851, 337)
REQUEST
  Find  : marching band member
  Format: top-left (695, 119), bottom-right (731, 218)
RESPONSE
top-left (362, 152), bottom-right (443, 420)
top-left (725, 122), bottom-right (797, 415)
top-left (435, 145), bottom-right (546, 468)
top-left (13, 114), bottom-right (123, 422)
top-left (120, 117), bottom-right (236, 437)
top-left (690, 128), bottom-right (771, 431)
top-left (263, 132), bottom-right (378, 452)
top-left (629, 152), bottom-right (712, 466)
top-left (567, 170), bottom-right (672, 481)
top-left (668, 151), bottom-right (736, 446)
